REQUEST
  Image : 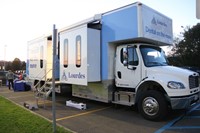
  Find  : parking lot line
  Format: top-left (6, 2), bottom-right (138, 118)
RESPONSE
top-left (186, 104), bottom-right (200, 114)
top-left (9, 94), bottom-right (34, 99)
top-left (56, 106), bottom-right (111, 121)
top-left (0, 91), bottom-right (14, 94)
top-left (169, 126), bottom-right (200, 129)
top-left (155, 103), bottom-right (200, 133)
top-left (184, 116), bottom-right (200, 119)
top-left (154, 115), bottom-right (183, 133)
top-left (0, 91), bottom-right (31, 94)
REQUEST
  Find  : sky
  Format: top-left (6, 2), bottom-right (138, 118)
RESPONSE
top-left (0, 0), bottom-right (199, 61)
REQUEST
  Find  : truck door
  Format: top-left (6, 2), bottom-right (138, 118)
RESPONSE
top-left (115, 45), bottom-right (141, 88)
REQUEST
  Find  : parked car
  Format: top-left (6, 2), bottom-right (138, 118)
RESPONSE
top-left (0, 71), bottom-right (8, 85)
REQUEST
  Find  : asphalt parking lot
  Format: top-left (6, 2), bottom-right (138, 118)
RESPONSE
top-left (0, 86), bottom-right (200, 133)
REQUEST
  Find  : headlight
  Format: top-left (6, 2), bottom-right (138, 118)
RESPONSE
top-left (167, 81), bottom-right (185, 89)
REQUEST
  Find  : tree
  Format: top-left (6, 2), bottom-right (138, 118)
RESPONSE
top-left (21, 61), bottom-right (26, 70)
top-left (169, 23), bottom-right (200, 67)
top-left (3, 58), bottom-right (26, 72)
top-left (12, 58), bottom-right (22, 72)
top-left (5, 61), bottom-right (12, 71)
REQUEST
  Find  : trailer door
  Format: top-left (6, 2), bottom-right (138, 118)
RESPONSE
top-left (60, 25), bottom-right (100, 85)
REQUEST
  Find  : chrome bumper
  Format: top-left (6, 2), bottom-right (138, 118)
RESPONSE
top-left (170, 92), bottom-right (200, 109)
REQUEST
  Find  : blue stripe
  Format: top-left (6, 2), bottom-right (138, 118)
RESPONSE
top-left (26, 59), bottom-right (29, 75)
top-left (154, 115), bottom-right (184, 133)
top-left (184, 116), bottom-right (200, 119)
top-left (186, 104), bottom-right (200, 114)
top-left (155, 103), bottom-right (200, 133)
top-left (169, 126), bottom-right (200, 129)
top-left (101, 5), bottom-right (138, 80)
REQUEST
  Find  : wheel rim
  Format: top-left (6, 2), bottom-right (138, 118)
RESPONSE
top-left (142, 97), bottom-right (159, 116)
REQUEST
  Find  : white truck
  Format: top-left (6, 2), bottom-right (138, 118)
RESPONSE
top-left (27, 2), bottom-right (200, 120)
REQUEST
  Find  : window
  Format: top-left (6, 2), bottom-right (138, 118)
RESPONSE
top-left (127, 47), bottom-right (139, 66)
top-left (57, 41), bottom-right (60, 59)
top-left (63, 39), bottom-right (68, 68)
top-left (40, 45), bottom-right (44, 68)
top-left (120, 48), bottom-right (128, 64)
top-left (120, 46), bottom-right (139, 66)
top-left (140, 45), bottom-right (168, 67)
top-left (76, 35), bottom-right (81, 67)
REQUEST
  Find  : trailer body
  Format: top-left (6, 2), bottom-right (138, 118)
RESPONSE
top-left (27, 2), bottom-right (200, 120)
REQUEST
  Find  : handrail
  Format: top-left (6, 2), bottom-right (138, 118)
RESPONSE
top-left (33, 69), bottom-right (52, 90)
top-left (36, 78), bottom-right (51, 92)
top-left (28, 68), bottom-right (44, 80)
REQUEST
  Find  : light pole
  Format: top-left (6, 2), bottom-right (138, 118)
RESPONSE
top-left (4, 45), bottom-right (7, 71)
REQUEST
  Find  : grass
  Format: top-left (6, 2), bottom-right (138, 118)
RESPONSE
top-left (0, 96), bottom-right (71, 133)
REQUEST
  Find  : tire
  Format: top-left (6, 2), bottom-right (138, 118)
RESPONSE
top-left (138, 90), bottom-right (168, 121)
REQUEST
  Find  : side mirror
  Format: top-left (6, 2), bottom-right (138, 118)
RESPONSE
top-left (123, 60), bottom-right (128, 66)
top-left (122, 47), bottom-right (128, 66)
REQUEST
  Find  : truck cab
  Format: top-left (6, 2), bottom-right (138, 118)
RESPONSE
top-left (115, 44), bottom-right (168, 88)
top-left (115, 43), bottom-right (200, 120)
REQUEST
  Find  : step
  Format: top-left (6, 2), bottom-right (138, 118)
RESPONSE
top-left (113, 91), bottom-right (136, 106)
top-left (46, 81), bottom-right (61, 85)
top-left (112, 101), bottom-right (134, 106)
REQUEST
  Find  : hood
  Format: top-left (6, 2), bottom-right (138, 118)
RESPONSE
top-left (146, 65), bottom-right (198, 80)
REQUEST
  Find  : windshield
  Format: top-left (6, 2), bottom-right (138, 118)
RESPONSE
top-left (140, 45), bottom-right (168, 67)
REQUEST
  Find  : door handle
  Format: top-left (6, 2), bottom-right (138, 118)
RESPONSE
top-left (117, 71), bottom-right (121, 79)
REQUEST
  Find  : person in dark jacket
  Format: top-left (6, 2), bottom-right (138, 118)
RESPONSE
top-left (6, 70), bottom-right (14, 90)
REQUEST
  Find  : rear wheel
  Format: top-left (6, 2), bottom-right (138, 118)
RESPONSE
top-left (138, 90), bottom-right (168, 121)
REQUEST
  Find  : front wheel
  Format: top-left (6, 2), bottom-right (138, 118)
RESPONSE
top-left (138, 90), bottom-right (168, 121)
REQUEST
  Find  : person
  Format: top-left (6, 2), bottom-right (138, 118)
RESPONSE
top-left (19, 72), bottom-right (23, 80)
top-left (6, 70), bottom-right (14, 90)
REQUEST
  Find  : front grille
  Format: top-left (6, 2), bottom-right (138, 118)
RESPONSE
top-left (189, 75), bottom-right (199, 89)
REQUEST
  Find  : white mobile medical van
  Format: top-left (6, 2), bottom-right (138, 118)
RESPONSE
top-left (27, 2), bottom-right (200, 120)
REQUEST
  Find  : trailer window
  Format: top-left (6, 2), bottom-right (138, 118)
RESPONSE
top-left (63, 39), bottom-right (68, 68)
top-left (76, 35), bottom-right (81, 67)
top-left (40, 45), bottom-right (44, 68)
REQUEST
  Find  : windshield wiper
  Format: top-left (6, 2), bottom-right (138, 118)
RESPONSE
top-left (147, 62), bottom-right (167, 66)
top-left (162, 62), bottom-right (168, 65)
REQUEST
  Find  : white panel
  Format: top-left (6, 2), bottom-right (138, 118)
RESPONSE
top-left (28, 38), bottom-right (48, 80)
top-left (141, 5), bottom-right (173, 45)
top-left (46, 41), bottom-right (52, 79)
top-left (87, 28), bottom-right (100, 82)
top-left (197, 0), bottom-right (200, 19)
top-left (60, 26), bottom-right (101, 85)
top-left (60, 25), bottom-right (88, 85)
